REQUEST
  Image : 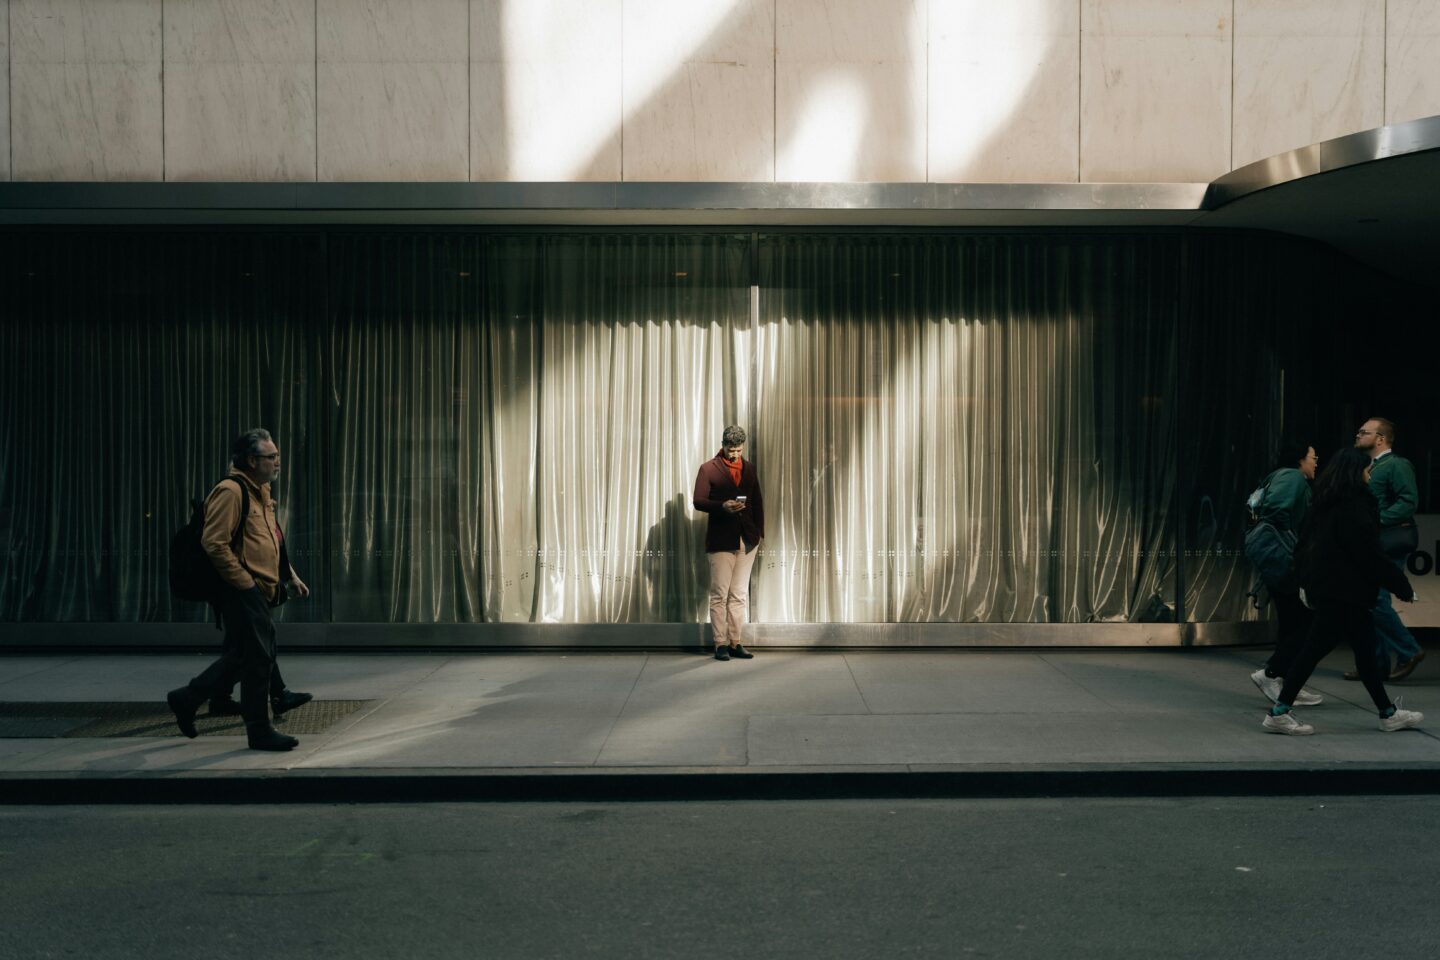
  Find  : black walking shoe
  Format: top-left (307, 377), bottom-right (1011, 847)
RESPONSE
top-left (245, 722), bottom-right (299, 752)
top-left (167, 688), bottom-right (199, 739)
top-left (729, 644), bottom-right (754, 659)
top-left (208, 694), bottom-right (243, 716)
top-left (714, 646), bottom-right (731, 661)
top-left (271, 689), bottom-right (313, 717)
top-left (1390, 651), bottom-right (1426, 681)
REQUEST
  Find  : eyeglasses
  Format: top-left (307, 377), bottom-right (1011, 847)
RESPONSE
top-left (255, 453), bottom-right (281, 461)
top-left (1355, 430), bottom-right (1376, 437)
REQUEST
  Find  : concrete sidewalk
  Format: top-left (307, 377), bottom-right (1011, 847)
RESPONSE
top-left (2, 646), bottom-right (1438, 802)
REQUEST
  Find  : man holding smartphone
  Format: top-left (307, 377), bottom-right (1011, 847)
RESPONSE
top-left (693, 425), bottom-right (765, 661)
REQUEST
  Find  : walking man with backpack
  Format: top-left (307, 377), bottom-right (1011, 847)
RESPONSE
top-left (167, 429), bottom-right (312, 751)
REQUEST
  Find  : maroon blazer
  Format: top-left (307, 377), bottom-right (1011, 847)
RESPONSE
top-left (693, 452), bottom-right (765, 552)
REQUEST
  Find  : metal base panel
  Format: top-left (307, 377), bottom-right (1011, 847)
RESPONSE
top-left (0, 620), bottom-right (1274, 649)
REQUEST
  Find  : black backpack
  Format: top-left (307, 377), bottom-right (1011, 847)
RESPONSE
top-left (169, 477), bottom-right (249, 603)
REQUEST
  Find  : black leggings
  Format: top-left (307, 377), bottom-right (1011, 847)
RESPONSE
top-left (1279, 603), bottom-right (1391, 713)
top-left (1265, 590), bottom-right (1313, 677)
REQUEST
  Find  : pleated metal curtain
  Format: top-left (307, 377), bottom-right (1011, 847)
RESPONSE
top-left (0, 233), bottom-right (325, 623)
top-left (0, 230), bottom-right (1346, 625)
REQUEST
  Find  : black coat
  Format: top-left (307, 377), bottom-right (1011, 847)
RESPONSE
top-left (693, 453), bottom-right (765, 552)
top-left (1294, 488), bottom-right (1413, 609)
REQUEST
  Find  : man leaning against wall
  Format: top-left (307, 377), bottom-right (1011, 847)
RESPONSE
top-left (694, 426), bottom-right (765, 662)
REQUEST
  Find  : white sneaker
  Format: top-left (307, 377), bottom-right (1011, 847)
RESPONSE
top-left (1250, 669), bottom-right (1282, 703)
top-left (1380, 702), bottom-right (1424, 732)
top-left (1262, 711), bottom-right (1314, 735)
top-left (1251, 669), bottom-right (1325, 706)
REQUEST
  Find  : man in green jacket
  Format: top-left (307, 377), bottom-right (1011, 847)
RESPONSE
top-left (1354, 417), bottom-right (1424, 680)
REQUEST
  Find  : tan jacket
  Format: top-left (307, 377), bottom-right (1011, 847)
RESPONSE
top-left (201, 468), bottom-right (283, 601)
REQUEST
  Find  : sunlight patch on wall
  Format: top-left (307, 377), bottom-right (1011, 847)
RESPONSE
top-left (777, 70), bottom-right (871, 182)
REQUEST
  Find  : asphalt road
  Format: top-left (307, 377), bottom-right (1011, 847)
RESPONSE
top-left (2, 797), bottom-right (1433, 959)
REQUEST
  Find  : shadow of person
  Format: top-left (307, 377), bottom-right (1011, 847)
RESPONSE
top-left (640, 494), bottom-right (709, 644)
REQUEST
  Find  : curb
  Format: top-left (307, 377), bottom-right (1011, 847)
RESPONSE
top-left (7, 765), bottom-right (1440, 804)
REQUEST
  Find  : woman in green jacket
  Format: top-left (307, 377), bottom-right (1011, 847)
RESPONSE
top-left (1249, 439), bottom-right (1322, 706)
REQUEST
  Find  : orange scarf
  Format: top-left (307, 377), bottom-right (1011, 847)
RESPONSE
top-left (726, 457), bottom-right (743, 487)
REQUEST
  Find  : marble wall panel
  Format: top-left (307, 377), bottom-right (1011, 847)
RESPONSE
top-left (165, 0), bottom-right (316, 181)
top-left (1233, 0), bottom-right (1384, 168)
top-left (622, 0), bottom-right (774, 181)
top-left (1080, 0), bottom-right (1230, 182)
top-left (472, 0), bottom-right (622, 182)
top-left (929, 0), bottom-right (1079, 183)
top-left (1, 8), bottom-right (10, 180)
top-left (318, 0), bottom-right (468, 181)
top-left (1386, 0), bottom-right (1440, 125)
top-left (776, 0), bottom-right (926, 182)
top-left (11, 0), bottom-right (163, 180)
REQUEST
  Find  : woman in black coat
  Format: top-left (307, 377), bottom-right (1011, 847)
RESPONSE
top-left (1263, 447), bottom-right (1423, 735)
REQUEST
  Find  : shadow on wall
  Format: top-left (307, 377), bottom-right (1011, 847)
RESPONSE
top-left (750, 236), bottom-right (1178, 626)
top-left (641, 493), bottom-right (710, 622)
top-left (491, 0), bottom-right (1060, 184)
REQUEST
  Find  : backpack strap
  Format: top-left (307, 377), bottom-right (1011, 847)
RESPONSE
top-left (226, 476), bottom-right (249, 552)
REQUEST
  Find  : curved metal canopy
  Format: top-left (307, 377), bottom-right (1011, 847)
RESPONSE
top-left (1193, 115), bottom-right (1440, 288)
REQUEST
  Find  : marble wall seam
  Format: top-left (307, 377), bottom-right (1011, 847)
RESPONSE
top-left (319, 0), bottom-right (468, 181)
top-left (775, 0), bottom-right (928, 182)
top-left (11, 0), bottom-right (165, 181)
top-left (471, 0), bottom-right (622, 182)
top-left (3, 0), bottom-right (11, 181)
top-left (929, 1), bottom-right (1081, 183)
top-left (621, 0), bottom-right (775, 181)
top-left (164, 0), bottom-right (319, 182)
top-left (1079, 0), bottom-right (1232, 183)
top-left (1232, 0), bottom-right (1384, 169)
top-left (1385, 0), bottom-right (1440, 125)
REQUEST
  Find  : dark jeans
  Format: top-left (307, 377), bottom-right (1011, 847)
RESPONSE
top-left (185, 586), bottom-right (277, 724)
top-left (1265, 589), bottom-right (1313, 678)
top-left (1280, 603), bottom-right (1391, 713)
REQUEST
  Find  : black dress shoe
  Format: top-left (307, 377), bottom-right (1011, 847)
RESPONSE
top-left (208, 694), bottom-right (243, 716)
top-left (714, 646), bottom-right (731, 661)
top-left (271, 690), bottom-right (313, 716)
top-left (167, 688), bottom-right (199, 739)
top-left (245, 722), bottom-right (299, 751)
top-left (729, 644), bottom-right (754, 659)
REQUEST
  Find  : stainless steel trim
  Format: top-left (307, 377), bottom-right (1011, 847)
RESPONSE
top-left (1205, 114), bottom-right (1440, 207)
top-left (0, 181), bottom-right (1209, 227)
top-left (0, 621), bottom-right (1273, 649)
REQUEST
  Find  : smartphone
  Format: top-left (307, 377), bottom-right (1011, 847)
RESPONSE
top-left (736, 495), bottom-right (747, 504)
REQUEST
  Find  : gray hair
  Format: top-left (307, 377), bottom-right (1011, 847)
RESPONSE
top-left (231, 428), bottom-right (274, 468)
top-left (721, 425), bottom-right (747, 447)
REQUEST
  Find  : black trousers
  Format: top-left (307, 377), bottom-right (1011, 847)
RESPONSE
top-left (186, 586), bottom-right (277, 724)
top-left (1265, 590), bottom-right (1313, 677)
top-left (219, 637), bottom-right (286, 700)
top-left (1279, 603), bottom-right (1391, 713)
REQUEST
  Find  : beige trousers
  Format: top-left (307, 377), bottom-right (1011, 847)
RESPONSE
top-left (707, 544), bottom-right (759, 648)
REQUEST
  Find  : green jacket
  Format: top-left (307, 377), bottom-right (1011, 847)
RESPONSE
top-left (1369, 451), bottom-right (1419, 526)
top-left (1256, 467), bottom-right (1311, 532)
